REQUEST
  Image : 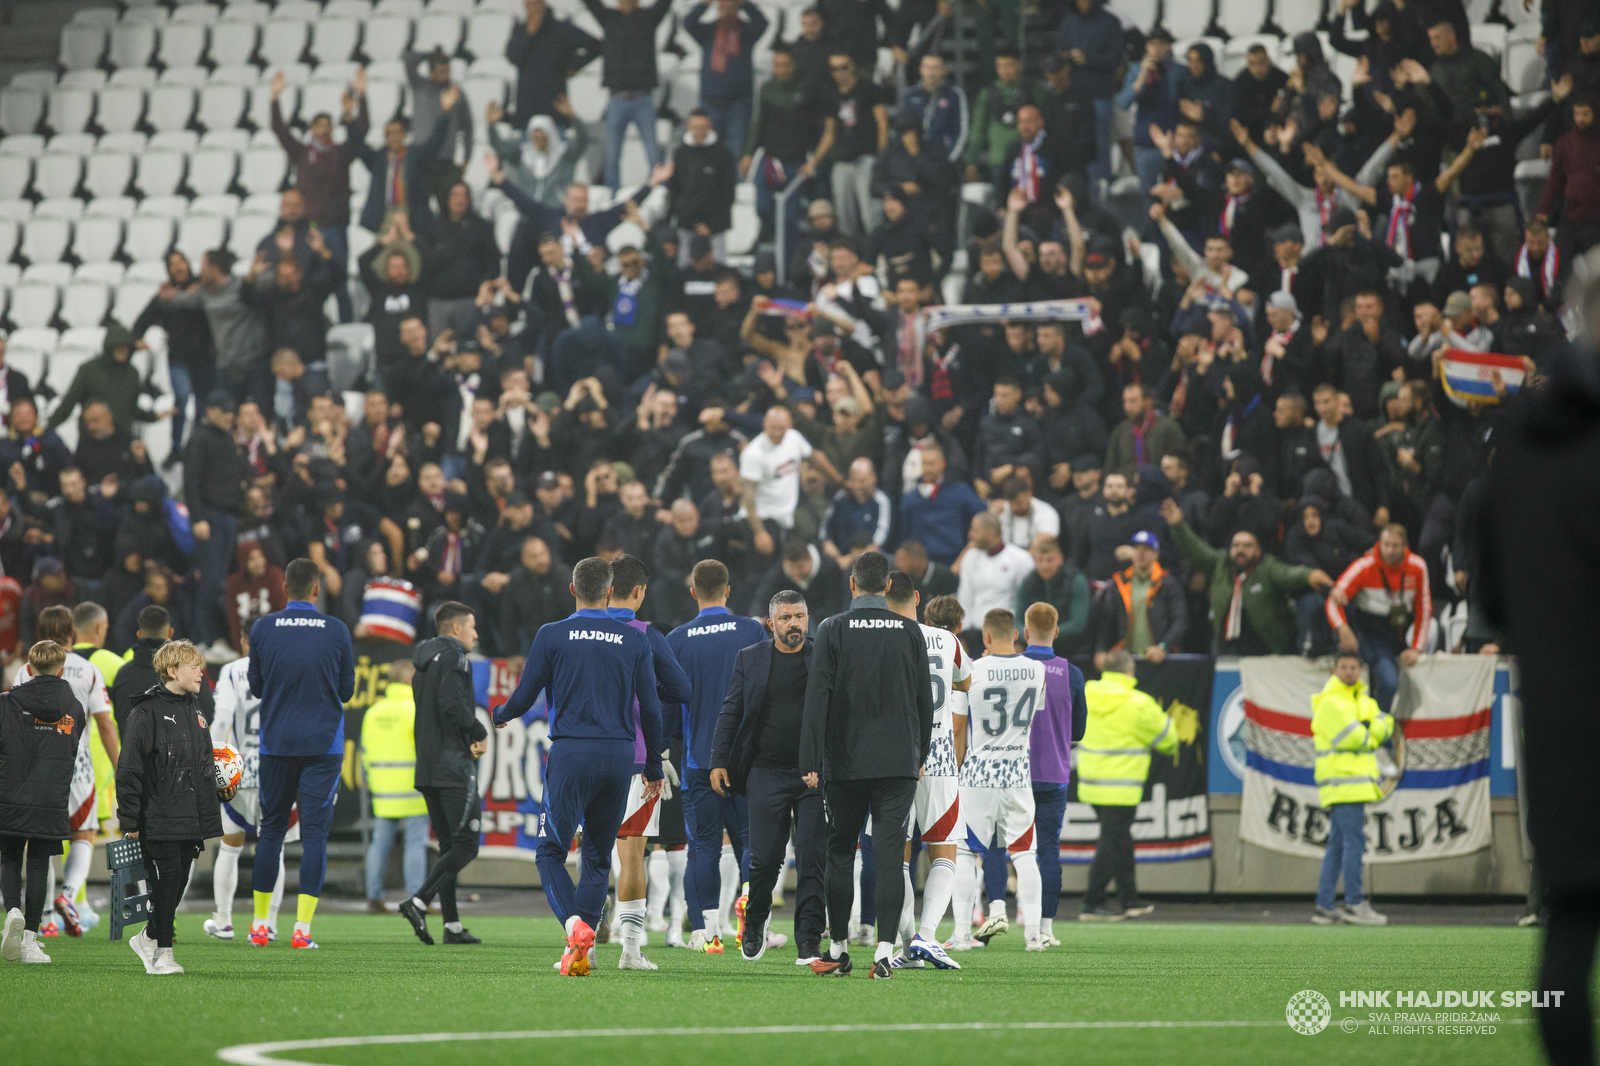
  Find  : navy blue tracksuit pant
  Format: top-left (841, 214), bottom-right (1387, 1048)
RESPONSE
top-left (254, 753), bottom-right (343, 899)
top-left (536, 739), bottom-right (633, 928)
top-left (682, 767), bottom-right (749, 931)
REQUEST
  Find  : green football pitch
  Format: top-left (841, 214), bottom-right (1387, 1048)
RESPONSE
top-left (0, 914), bottom-right (1572, 1066)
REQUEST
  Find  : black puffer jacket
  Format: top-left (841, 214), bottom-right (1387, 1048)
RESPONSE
top-left (115, 684), bottom-right (224, 842)
top-left (0, 675), bottom-right (85, 840)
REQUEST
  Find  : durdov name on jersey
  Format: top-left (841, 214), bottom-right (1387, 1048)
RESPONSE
top-left (276, 617), bottom-right (327, 628)
top-left (848, 619), bottom-right (907, 629)
top-left (985, 666), bottom-right (1036, 682)
top-left (686, 622), bottom-right (741, 637)
top-left (569, 630), bottom-right (625, 644)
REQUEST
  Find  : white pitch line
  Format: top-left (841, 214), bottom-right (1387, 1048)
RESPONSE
top-left (216, 1020), bottom-right (1287, 1066)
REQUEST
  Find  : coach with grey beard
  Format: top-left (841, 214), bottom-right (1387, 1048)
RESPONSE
top-left (710, 589), bottom-right (824, 965)
top-left (799, 551), bottom-right (933, 980)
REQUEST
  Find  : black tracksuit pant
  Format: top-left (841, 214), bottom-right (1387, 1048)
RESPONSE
top-left (416, 784), bottom-right (482, 924)
top-left (1085, 804), bottom-right (1138, 909)
top-left (822, 777), bottom-right (916, 946)
top-left (743, 766), bottom-right (827, 955)
top-left (0, 835), bottom-right (53, 932)
top-left (145, 840), bottom-right (201, 948)
top-left (1539, 893), bottom-right (1600, 1065)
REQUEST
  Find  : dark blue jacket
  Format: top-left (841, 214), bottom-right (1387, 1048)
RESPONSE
top-left (1054, 1), bottom-right (1125, 99)
top-left (711, 637), bottom-right (814, 793)
top-left (496, 608), bottom-right (665, 779)
top-left (667, 606), bottom-right (768, 771)
top-left (684, 1), bottom-right (769, 101)
top-left (898, 479), bottom-right (985, 565)
top-left (903, 81), bottom-right (970, 164)
top-left (822, 488), bottom-right (892, 552)
top-left (356, 141), bottom-right (428, 234)
top-left (247, 600), bottom-right (356, 757)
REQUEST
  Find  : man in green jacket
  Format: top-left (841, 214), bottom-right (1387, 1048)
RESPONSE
top-left (45, 324), bottom-right (169, 437)
top-left (965, 47), bottom-right (1043, 184)
top-left (1160, 498), bottom-right (1334, 655)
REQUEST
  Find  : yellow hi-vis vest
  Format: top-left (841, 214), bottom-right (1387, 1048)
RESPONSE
top-left (1311, 675), bottom-right (1394, 806)
top-left (1076, 671), bottom-right (1178, 806)
top-left (78, 645), bottom-right (125, 821)
top-left (360, 683), bottom-right (428, 819)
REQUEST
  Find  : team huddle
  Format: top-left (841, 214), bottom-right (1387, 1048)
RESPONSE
top-left (0, 549), bottom-right (1180, 978)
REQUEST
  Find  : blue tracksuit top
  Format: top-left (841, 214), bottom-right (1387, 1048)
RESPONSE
top-left (496, 608), bottom-right (665, 779)
top-left (247, 600), bottom-right (356, 757)
top-left (605, 607), bottom-right (693, 767)
top-left (666, 606), bottom-right (768, 770)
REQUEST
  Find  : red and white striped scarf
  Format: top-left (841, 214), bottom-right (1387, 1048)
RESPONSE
top-left (1384, 182), bottom-right (1419, 258)
top-left (1013, 133), bottom-right (1045, 202)
top-left (1220, 192), bottom-right (1249, 236)
top-left (1515, 241), bottom-right (1558, 296)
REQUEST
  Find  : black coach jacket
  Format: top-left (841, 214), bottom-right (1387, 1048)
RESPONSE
top-left (712, 638), bottom-right (813, 795)
top-left (798, 595), bottom-right (933, 783)
top-left (412, 635), bottom-right (487, 789)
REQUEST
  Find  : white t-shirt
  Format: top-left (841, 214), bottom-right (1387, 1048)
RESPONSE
top-left (997, 497), bottom-right (1060, 548)
top-left (740, 428), bottom-right (813, 529)
top-left (212, 657), bottom-right (262, 790)
top-left (956, 542), bottom-right (1036, 624)
top-left (959, 654), bottom-right (1046, 789)
top-left (919, 624), bottom-right (972, 778)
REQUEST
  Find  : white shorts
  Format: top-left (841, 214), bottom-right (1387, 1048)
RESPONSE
top-left (69, 747), bottom-right (97, 833)
top-left (221, 788), bottom-right (302, 842)
top-left (913, 775), bottom-right (961, 843)
top-left (616, 774), bottom-right (661, 839)
top-left (959, 786), bottom-right (1036, 854)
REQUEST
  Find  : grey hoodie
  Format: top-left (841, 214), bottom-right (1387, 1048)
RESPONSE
top-left (166, 275), bottom-right (268, 385)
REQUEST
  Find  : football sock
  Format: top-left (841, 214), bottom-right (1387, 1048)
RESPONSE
top-left (875, 941), bottom-right (893, 962)
top-left (990, 897), bottom-right (1007, 919)
top-left (565, 914), bottom-right (580, 937)
top-left (213, 841), bottom-right (242, 923)
top-left (701, 908), bottom-right (722, 936)
top-left (61, 840), bottom-right (92, 899)
top-left (618, 899), bottom-right (646, 954)
top-left (899, 862), bottom-right (915, 944)
top-left (952, 851), bottom-right (977, 941)
top-left (1041, 917), bottom-right (1054, 938)
top-left (717, 845), bottom-right (737, 933)
top-left (1015, 856), bottom-right (1042, 942)
top-left (45, 860), bottom-right (55, 907)
top-left (296, 894), bottom-right (318, 927)
top-left (445, 922), bottom-right (462, 933)
top-left (268, 855), bottom-right (285, 927)
top-left (253, 890), bottom-right (272, 923)
top-left (849, 849), bottom-right (863, 931)
top-left (829, 939), bottom-right (846, 960)
top-left (666, 848), bottom-right (687, 929)
top-left (919, 858), bottom-right (955, 941)
top-left (646, 850), bottom-right (668, 924)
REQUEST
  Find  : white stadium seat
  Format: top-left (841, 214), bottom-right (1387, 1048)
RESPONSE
top-left (45, 86), bottom-right (95, 136)
top-left (9, 282), bottom-right (60, 328)
top-left (298, 80), bottom-right (348, 126)
top-left (121, 3), bottom-right (168, 27)
top-left (0, 134), bottom-right (44, 158)
top-left (416, 13), bottom-right (465, 55)
top-left (125, 260), bottom-right (171, 284)
top-left (96, 85), bottom-right (146, 134)
top-left (201, 128), bottom-right (252, 154)
top-left (177, 213), bottom-right (229, 265)
top-left (149, 130), bottom-right (199, 155)
top-left (1218, 0), bottom-right (1270, 39)
top-left (1163, 0), bottom-right (1214, 40)
top-left (45, 132), bottom-right (95, 158)
top-left (261, 18), bottom-right (311, 67)
top-left (74, 7), bottom-right (120, 26)
top-left (108, 21), bottom-right (158, 69)
top-left (248, 82), bottom-right (297, 131)
top-left (60, 70), bottom-right (109, 90)
top-left (73, 215), bottom-right (124, 264)
top-left (326, 0), bottom-right (375, 18)
top-left (276, 0), bottom-right (325, 21)
top-left (189, 146), bottom-right (239, 196)
top-left (5, 331), bottom-right (58, 377)
top-left (228, 212), bottom-right (275, 258)
top-left (85, 195), bottom-right (138, 220)
top-left (209, 19), bottom-right (260, 66)
top-left (0, 154), bottom-right (30, 200)
top-left (192, 193), bottom-right (241, 218)
top-left (376, 0), bottom-right (426, 18)
top-left (198, 83), bottom-right (250, 131)
top-left (0, 222), bottom-right (15, 267)
top-left (0, 200), bottom-right (30, 223)
top-left (138, 195), bottom-right (189, 220)
top-left (0, 87), bottom-right (44, 137)
top-left (126, 214), bottom-right (176, 261)
top-left (35, 198), bottom-right (83, 222)
top-left (427, 0), bottom-right (476, 14)
top-left (160, 21), bottom-right (211, 68)
top-left (160, 66), bottom-right (213, 88)
top-left (212, 65), bottom-right (259, 88)
top-left (1273, 0), bottom-right (1324, 36)
top-left (23, 263), bottom-right (73, 289)
top-left (311, 17), bottom-right (363, 65)
top-left (61, 280), bottom-right (111, 329)
top-left (34, 152), bottom-right (83, 197)
top-left (222, 2), bottom-right (271, 23)
top-left (240, 192), bottom-right (281, 217)
top-left (363, 15), bottom-right (414, 64)
top-left (239, 145), bottom-right (288, 196)
top-left (463, 73), bottom-right (506, 131)
top-left (149, 85), bottom-right (197, 133)
top-left (1470, 23), bottom-right (1506, 60)
top-left (1106, 0), bottom-right (1158, 33)
top-left (112, 282), bottom-right (159, 330)
top-left (22, 217), bottom-right (73, 265)
top-left (172, 3), bottom-right (220, 25)
top-left (10, 71), bottom-right (57, 93)
top-left (364, 77), bottom-right (405, 128)
top-left (135, 150), bottom-right (186, 198)
top-left (58, 23), bottom-right (108, 71)
top-left (75, 261), bottom-right (126, 287)
top-left (110, 68), bottom-right (158, 90)
top-left (1504, 36), bottom-right (1545, 95)
top-left (466, 12), bottom-right (513, 61)
top-left (84, 150), bottom-right (134, 199)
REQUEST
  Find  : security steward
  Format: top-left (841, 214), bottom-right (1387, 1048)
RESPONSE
top-left (359, 659), bottom-right (431, 912)
top-left (799, 551), bottom-right (934, 980)
top-left (398, 601), bottom-right (487, 946)
top-left (710, 589), bottom-right (825, 965)
top-left (1076, 649), bottom-right (1176, 922)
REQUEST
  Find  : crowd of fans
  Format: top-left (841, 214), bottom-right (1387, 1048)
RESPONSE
top-left (2, 0), bottom-right (1596, 709)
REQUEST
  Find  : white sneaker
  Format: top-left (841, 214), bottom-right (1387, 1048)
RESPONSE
top-left (765, 931), bottom-right (787, 949)
top-left (1042, 932), bottom-right (1061, 947)
top-left (1, 908), bottom-right (22, 961)
top-left (795, 953), bottom-right (819, 965)
top-left (648, 918), bottom-right (669, 933)
top-left (1342, 901), bottom-right (1388, 926)
top-left (687, 928), bottom-right (709, 951)
top-left (618, 951), bottom-right (658, 971)
top-left (665, 924), bottom-right (685, 948)
top-left (942, 936), bottom-right (975, 952)
top-left (19, 930), bottom-right (50, 964)
top-left (130, 928), bottom-right (158, 974)
top-left (78, 908), bottom-right (100, 931)
top-left (974, 914), bottom-right (1009, 943)
top-left (1025, 936), bottom-right (1047, 952)
top-left (204, 918), bottom-right (235, 940)
top-left (851, 926), bottom-right (876, 946)
top-left (151, 947), bottom-right (184, 974)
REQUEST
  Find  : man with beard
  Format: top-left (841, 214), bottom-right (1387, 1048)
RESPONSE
top-left (1075, 470), bottom-right (1139, 581)
top-left (500, 537), bottom-right (576, 651)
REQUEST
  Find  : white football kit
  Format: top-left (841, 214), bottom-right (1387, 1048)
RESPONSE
top-left (212, 657), bottom-right (299, 840)
top-left (913, 624), bottom-right (971, 843)
top-left (958, 654), bottom-right (1046, 854)
top-left (23, 653), bottom-right (109, 832)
